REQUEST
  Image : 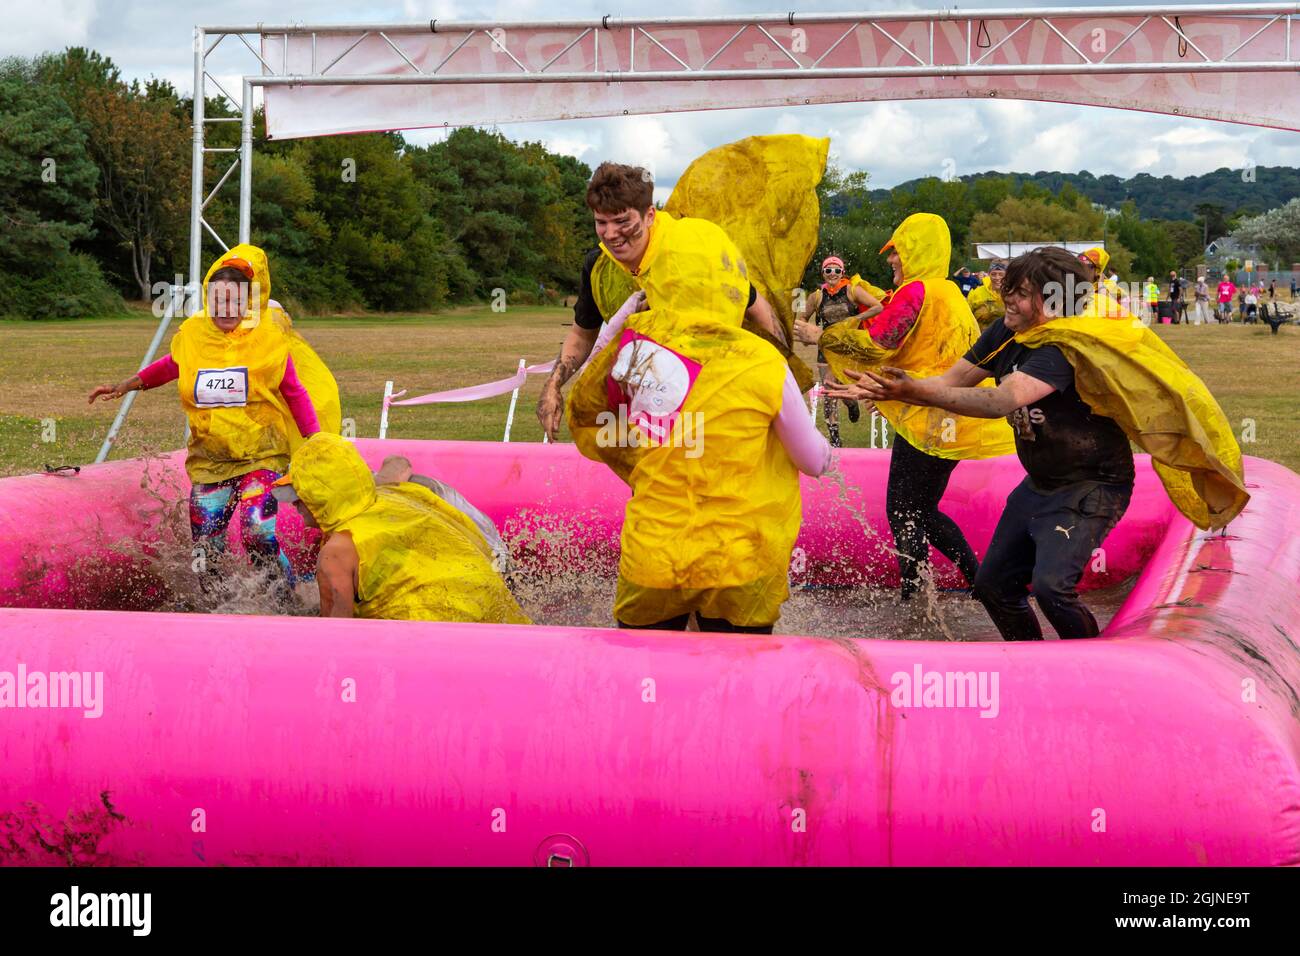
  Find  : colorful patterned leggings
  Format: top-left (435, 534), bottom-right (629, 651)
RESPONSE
top-left (189, 469), bottom-right (293, 581)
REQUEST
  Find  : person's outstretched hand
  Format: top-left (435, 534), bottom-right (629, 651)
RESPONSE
top-left (88, 380), bottom-right (131, 404)
top-left (793, 319), bottom-right (821, 346)
top-left (537, 380), bottom-right (564, 441)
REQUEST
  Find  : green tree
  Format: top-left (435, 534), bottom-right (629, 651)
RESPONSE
top-left (38, 48), bottom-right (189, 299)
top-left (0, 56), bottom-right (121, 318)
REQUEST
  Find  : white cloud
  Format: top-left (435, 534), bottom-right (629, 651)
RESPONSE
top-left (1, 0), bottom-right (96, 58)
top-left (9, 0), bottom-right (1286, 199)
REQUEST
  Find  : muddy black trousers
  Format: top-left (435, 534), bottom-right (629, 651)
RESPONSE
top-left (886, 433), bottom-right (981, 599)
top-left (972, 478), bottom-right (1132, 641)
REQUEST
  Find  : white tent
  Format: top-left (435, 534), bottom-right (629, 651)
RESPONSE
top-left (974, 241), bottom-right (1106, 260)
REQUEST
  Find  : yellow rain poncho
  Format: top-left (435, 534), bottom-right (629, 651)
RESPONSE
top-left (172, 262), bottom-right (293, 484)
top-left (200, 244), bottom-right (342, 446)
top-left (820, 214), bottom-right (1015, 460)
top-left (589, 252), bottom-right (640, 324)
top-left (1015, 316), bottom-right (1248, 529)
top-left (664, 134), bottom-right (828, 391)
top-left (967, 276), bottom-right (1005, 326)
top-left (288, 434), bottom-right (529, 624)
top-left (1078, 246), bottom-right (1135, 320)
top-left (850, 274), bottom-right (891, 301)
top-left (567, 220), bottom-right (801, 628)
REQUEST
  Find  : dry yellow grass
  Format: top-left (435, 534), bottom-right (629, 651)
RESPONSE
top-left (2, 306), bottom-right (1297, 477)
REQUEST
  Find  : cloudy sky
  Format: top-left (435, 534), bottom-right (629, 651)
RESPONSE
top-left (10, 0), bottom-right (1300, 196)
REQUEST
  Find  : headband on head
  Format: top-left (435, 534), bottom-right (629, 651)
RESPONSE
top-left (218, 256), bottom-right (256, 280)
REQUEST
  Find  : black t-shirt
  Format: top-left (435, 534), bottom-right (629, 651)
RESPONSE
top-left (963, 319), bottom-right (1135, 490)
top-left (572, 246), bottom-right (757, 330)
top-left (1169, 277), bottom-right (1183, 301)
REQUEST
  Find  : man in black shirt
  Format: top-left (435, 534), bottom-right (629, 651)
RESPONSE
top-left (829, 247), bottom-right (1134, 641)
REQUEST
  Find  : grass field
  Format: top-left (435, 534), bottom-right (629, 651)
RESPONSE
top-left (2, 304), bottom-right (1298, 477)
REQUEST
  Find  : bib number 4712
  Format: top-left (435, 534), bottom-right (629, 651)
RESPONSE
top-left (194, 366), bottom-right (250, 407)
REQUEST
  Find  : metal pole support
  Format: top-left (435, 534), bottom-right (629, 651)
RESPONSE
top-left (238, 78), bottom-right (254, 245)
top-left (95, 286), bottom-right (180, 464)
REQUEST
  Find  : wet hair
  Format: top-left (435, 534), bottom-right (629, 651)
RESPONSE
top-left (586, 162), bottom-right (654, 214)
top-left (209, 267), bottom-right (251, 286)
top-left (1003, 247), bottom-right (1093, 316)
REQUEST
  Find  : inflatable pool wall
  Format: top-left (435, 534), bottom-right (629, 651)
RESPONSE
top-left (1, 440), bottom-right (1298, 866)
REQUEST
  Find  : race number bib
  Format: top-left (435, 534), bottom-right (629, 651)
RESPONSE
top-left (194, 367), bottom-right (250, 407)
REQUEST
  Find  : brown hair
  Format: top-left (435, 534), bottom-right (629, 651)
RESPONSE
top-left (209, 266), bottom-right (251, 285)
top-left (586, 162), bottom-right (654, 214)
top-left (1003, 247), bottom-right (1093, 316)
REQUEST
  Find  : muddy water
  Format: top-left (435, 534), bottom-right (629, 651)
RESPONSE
top-left (507, 570), bottom-right (1136, 640)
top-left (50, 458), bottom-right (1138, 641)
top-left (79, 500), bottom-right (1137, 642)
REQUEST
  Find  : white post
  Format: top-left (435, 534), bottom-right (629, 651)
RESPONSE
top-left (503, 358), bottom-right (526, 443)
top-left (238, 78), bottom-right (254, 245)
top-left (189, 27), bottom-right (205, 291)
top-left (379, 380), bottom-right (393, 439)
top-left (808, 384), bottom-right (821, 425)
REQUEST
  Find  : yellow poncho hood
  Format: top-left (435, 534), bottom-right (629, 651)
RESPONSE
top-left (881, 213), bottom-right (951, 284)
top-left (198, 243), bottom-right (342, 446)
top-left (285, 432), bottom-right (378, 533)
top-left (1015, 316), bottom-right (1249, 529)
top-left (1080, 246), bottom-right (1110, 275)
top-left (568, 221), bottom-right (801, 628)
top-left (286, 434), bottom-right (529, 624)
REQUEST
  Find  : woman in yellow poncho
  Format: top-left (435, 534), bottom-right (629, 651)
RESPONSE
top-left (565, 164), bottom-right (831, 632)
top-left (795, 213), bottom-right (1016, 600)
top-left (272, 433), bottom-right (528, 624)
top-left (832, 246), bottom-right (1247, 640)
top-left (88, 245), bottom-right (340, 587)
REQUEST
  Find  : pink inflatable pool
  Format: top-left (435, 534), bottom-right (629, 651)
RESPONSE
top-left (1, 440), bottom-right (1298, 866)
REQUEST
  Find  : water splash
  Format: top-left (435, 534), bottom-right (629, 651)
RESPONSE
top-left (31, 458), bottom-right (1137, 639)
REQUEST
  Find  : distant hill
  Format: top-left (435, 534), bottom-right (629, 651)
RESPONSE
top-left (871, 166), bottom-right (1300, 221)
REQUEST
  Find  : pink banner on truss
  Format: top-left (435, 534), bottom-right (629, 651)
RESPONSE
top-left (261, 14), bottom-right (1300, 138)
top-left (389, 360), bottom-right (556, 407)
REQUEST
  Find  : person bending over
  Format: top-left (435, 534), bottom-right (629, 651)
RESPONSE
top-left (273, 434), bottom-right (528, 624)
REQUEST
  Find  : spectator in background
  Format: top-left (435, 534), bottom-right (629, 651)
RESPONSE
top-left (1269, 279), bottom-right (1277, 300)
top-left (953, 267), bottom-right (981, 296)
top-left (799, 255), bottom-right (883, 447)
top-left (1244, 285), bottom-right (1260, 323)
top-left (1143, 277), bottom-right (1160, 324)
top-left (1168, 271), bottom-right (1185, 323)
top-left (1191, 275), bottom-right (1211, 326)
top-left (967, 259), bottom-right (1007, 326)
top-left (1291, 277), bottom-right (1297, 299)
top-left (1216, 276), bottom-right (1237, 323)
